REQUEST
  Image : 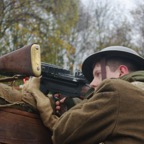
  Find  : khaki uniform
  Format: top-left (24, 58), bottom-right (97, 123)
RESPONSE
top-left (52, 71), bottom-right (144, 144)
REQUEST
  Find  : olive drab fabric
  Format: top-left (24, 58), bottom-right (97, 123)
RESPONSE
top-left (51, 71), bottom-right (144, 144)
top-left (22, 77), bottom-right (59, 131)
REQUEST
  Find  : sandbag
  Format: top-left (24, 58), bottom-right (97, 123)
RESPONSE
top-left (0, 107), bottom-right (53, 144)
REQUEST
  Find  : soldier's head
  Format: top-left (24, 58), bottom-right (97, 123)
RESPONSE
top-left (82, 46), bottom-right (144, 90)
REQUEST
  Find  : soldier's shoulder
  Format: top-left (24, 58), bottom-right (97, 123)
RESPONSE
top-left (100, 78), bottom-right (131, 90)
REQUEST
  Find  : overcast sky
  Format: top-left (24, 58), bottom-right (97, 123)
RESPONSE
top-left (81, 0), bottom-right (143, 10)
top-left (80, 0), bottom-right (144, 23)
top-left (117, 0), bottom-right (144, 9)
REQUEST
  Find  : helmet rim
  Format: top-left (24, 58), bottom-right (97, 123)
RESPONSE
top-left (82, 46), bottom-right (144, 82)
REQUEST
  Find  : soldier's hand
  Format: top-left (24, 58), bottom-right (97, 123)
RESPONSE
top-left (23, 76), bottom-right (41, 92)
top-left (53, 93), bottom-right (77, 116)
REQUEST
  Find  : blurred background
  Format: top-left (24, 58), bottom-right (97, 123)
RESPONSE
top-left (0, 0), bottom-right (144, 72)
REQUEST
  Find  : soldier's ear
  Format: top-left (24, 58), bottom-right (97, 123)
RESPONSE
top-left (119, 65), bottom-right (129, 76)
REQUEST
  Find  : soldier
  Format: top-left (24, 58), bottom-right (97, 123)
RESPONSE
top-left (23, 46), bottom-right (144, 144)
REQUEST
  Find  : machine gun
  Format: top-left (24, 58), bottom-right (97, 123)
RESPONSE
top-left (0, 44), bottom-right (89, 98)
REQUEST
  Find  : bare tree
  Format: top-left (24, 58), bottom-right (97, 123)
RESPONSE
top-left (65, 0), bottom-right (133, 71)
top-left (130, 3), bottom-right (144, 56)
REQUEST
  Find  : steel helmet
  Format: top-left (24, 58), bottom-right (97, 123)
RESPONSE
top-left (82, 46), bottom-right (144, 82)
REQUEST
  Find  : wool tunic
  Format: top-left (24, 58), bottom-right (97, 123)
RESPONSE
top-left (52, 71), bottom-right (144, 144)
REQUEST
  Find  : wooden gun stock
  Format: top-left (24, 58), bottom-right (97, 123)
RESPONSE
top-left (0, 44), bottom-right (41, 77)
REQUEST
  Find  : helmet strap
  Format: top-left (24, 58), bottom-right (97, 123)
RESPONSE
top-left (100, 58), bottom-right (106, 80)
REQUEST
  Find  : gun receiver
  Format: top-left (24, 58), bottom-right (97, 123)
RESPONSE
top-left (40, 62), bottom-right (89, 98)
top-left (0, 44), bottom-right (41, 77)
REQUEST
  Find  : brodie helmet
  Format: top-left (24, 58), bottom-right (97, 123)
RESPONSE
top-left (82, 46), bottom-right (144, 82)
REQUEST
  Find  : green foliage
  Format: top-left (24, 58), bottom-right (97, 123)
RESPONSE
top-left (0, 0), bottom-right (80, 66)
